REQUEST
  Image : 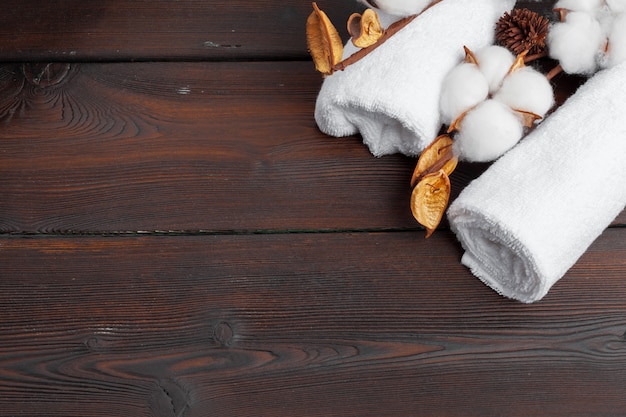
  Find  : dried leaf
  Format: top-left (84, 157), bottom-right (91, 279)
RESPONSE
top-left (347, 13), bottom-right (362, 40)
top-left (447, 108), bottom-right (472, 134)
top-left (410, 170), bottom-right (451, 238)
top-left (348, 9), bottom-right (384, 49)
top-left (507, 50), bottom-right (529, 76)
top-left (306, 2), bottom-right (344, 75)
top-left (410, 134), bottom-right (458, 187)
top-left (554, 8), bottom-right (568, 22)
top-left (513, 108), bottom-right (542, 128)
top-left (464, 46), bottom-right (478, 65)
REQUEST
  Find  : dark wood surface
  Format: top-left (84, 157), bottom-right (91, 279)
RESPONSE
top-left (0, 0), bottom-right (364, 62)
top-left (1, 1), bottom-right (625, 416)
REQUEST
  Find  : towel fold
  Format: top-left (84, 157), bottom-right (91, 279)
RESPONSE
top-left (448, 61), bottom-right (626, 303)
top-left (314, 0), bottom-right (515, 157)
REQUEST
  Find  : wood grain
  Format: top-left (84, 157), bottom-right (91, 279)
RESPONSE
top-left (1, 62), bottom-right (623, 234)
top-left (0, 0), bottom-right (556, 63)
top-left (1, 230), bottom-right (625, 416)
top-left (0, 61), bottom-right (416, 233)
top-left (0, 0), bottom-right (363, 62)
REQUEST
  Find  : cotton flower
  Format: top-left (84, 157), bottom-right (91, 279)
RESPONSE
top-left (475, 45), bottom-right (516, 94)
top-left (359, 0), bottom-right (433, 17)
top-left (439, 63), bottom-right (489, 125)
top-left (606, 0), bottom-right (626, 12)
top-left (548, 11), bottom-right (604, 74)
top-left (494, 67), bottom-right (555, 118)
top-left (548, 0), bottom-right (626, 73)
top-left (438, 44), bottom-right (554, 162)
top-left (453, 100), bottom-right (524, 162)
top-left (607, 13), bottom-right (626, 67)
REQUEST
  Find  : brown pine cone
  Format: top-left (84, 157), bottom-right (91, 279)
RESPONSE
top-left (495, 8), bottom-right (550, 56)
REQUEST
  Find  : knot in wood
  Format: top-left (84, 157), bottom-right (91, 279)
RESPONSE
top-left (84, 335), bottom-right (112, 352)
top-left (212, 321), bottom-right (234, 346)
top-left (22, 63), bottom-right (72, 88)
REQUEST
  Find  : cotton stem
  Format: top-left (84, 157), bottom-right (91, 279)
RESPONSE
top-left (546, 64), bottom-right (563, 81)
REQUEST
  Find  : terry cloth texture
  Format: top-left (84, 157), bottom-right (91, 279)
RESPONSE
top-left (448, 61), bottom-right (626, 303)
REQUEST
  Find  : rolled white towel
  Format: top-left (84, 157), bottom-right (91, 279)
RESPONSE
top-left (448, 61), bottom-right (626, 303)
top-left (314, 0), bottom-right (516, 157)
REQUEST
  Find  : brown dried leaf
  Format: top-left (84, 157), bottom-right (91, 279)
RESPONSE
top-left (306, 2), bottom-right (344, 75)
top-left (447, 107), bottom-right (473, 134)
top-left (348, 9), bottom-right (384, 49)
top-left (554, 8), bottom-right (568, 22)
top-left (464, 46), bottom-right (478, 65)
top-left (513, 108), bottom-right (543, 128)
top-left (410, 134), bottom-right (458, 187)
top-left (507, 50), bottom-right (529, 75)
top-left (410, 170), bottom-right (451, 238)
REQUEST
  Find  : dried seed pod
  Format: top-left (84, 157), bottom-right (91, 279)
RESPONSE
top-left (410, 134), bottom-right (458, 187)
top-left (306, 2), bottom-right (344, 75)
top-left (495, 8), bottom-right (550, 56)
top-left (410, 170), bottom-right (451, 238)
top-left (348, 9), bottom-right (385, 48)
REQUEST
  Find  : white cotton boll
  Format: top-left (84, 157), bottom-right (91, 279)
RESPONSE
top-left (453, 100), bottom-right (524, 163)
top-left (554, 0), bottom-right (604, 12)
top-left (359, 0), bottom-right (433, 16)
top-left (606, 0), bottom-right (626, 13)
top-left (494, 67), bottom-right (555, 118)
top-left (474, 46), bottom-right (516, 94)
top-left (439, 63), bottom-right (489, 125)
top-left (596, 6), bottom-right (614, 38)
top-left (606, 13), bottom-right (626, 68)
top-left (548, 12), bottom-right (604, 74)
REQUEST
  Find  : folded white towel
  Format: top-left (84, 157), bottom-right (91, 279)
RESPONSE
top-left (314, 0), bottom-right (516, 157)
top-left (448, 61), bottom-right (626, 303)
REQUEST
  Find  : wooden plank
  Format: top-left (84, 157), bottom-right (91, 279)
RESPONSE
top-left (0, 61), bottom-right (418, 233)
top-left (1, 229), bottom-right (625, 416)
top-left (1, 61), bottom-right (622, 233)
top-left (0, 0), bottom-right (556, 62)
top-left (0, 0), bottom-right (363, 62)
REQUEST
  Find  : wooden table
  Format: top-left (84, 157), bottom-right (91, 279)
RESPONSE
top-left (1, 1), bottom-right (625, 415)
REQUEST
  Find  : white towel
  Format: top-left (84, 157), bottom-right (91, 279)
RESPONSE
top-left (314, 0), bottom-right (516, 157)
top-left (448, 61), bottom-right (626, 303)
